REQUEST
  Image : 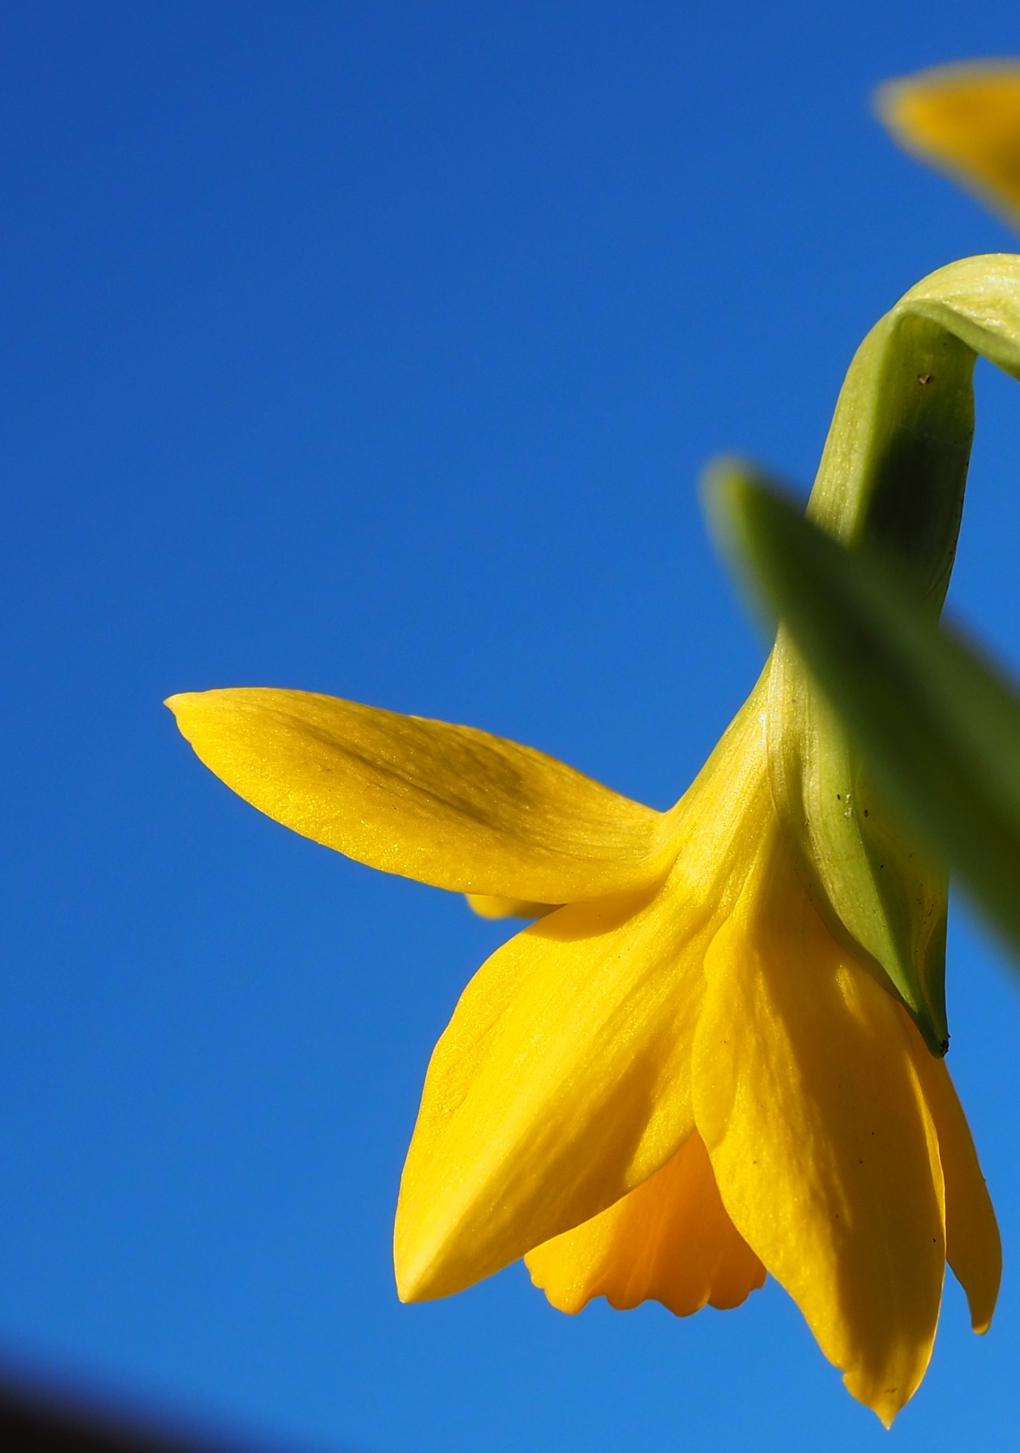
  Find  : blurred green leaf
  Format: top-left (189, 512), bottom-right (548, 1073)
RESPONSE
top-left (708, 462), bottom-right (1020, 959)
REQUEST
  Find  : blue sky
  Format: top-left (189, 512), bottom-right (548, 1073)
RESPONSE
top-left (4, 3), bottom-right (1020, 1449)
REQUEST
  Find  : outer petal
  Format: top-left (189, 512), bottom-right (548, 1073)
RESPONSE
top-left (395, 700), bottom-right (771, 1303)
top-left (906, 1029), bottom-right (1001, 1334)
top-left (525, 1131), bottom-right (765, 1316)
top-left (167, 688), bottom-right (673, 902)
top-left (395, 884), bottom-right (709, 1302)
top-left (878, 64), bottom-right (1020, 225)
top-left (693, 839), bottom-right (946, 1427)
top-left (464, 894), bottom-right (557, 920)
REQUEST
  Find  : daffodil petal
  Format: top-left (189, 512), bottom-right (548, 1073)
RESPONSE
top-left (395, 701), bottom-right (771, 1302)
top-left (167, 688), bottom-right (673, 902)
top-left (395, 884), bottom-right (707, 1302)
top-left (907, 1031), bottom-right (1001, 1334)
top-left (878, 63), bottom-right (1020, 225)
top-left (693, 840), bottom-right (946, 1428)
top-left (464, 894), bottom-right (558, 920)
top-left (525, 1131), bottom-right (765, 1316)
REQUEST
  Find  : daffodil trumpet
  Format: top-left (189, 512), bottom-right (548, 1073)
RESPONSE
top-left (167, 254), bottom-right (1019, 1423)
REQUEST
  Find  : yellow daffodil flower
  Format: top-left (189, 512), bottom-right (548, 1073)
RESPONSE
top-left (878, 61), bottom-right (1020, 227)
top-left (165, 678), bottom-right (996, 1426)
top-left (167, 256), bottom-right (1013, 1424)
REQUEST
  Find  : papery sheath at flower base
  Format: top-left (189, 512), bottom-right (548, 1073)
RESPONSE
top-left (167, 255), bottom-right (1018, 1426)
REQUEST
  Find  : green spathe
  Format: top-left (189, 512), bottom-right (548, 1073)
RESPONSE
top-left (710, 254), bottom-right (1020, 1054)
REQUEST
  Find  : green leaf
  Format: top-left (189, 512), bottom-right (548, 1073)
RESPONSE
top-left (709, 462), bottom-right (1020, 964)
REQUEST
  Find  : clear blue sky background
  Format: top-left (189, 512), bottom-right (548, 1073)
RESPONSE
top-left (3, 4), bottom-right (1020, 1450)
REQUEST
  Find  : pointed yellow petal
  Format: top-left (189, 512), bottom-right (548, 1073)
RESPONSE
top-left (395, 884), bottom-right (706, 1303)
top-left (907, 1031), bottom-right (1001, 1334)
top-left (167, 688), bottom-right (672, 902)
top-left (693, 839), bottom-right (946, 1428)
top-left (464, 894), bottom-right (558, 920)
top-left (395, 698), bottom-right (771, 1302)
top-left (878, 63), bottom-right (1020, 225)
top-left (525, 1131), bottom-right (765, 1317)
